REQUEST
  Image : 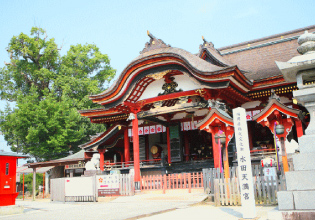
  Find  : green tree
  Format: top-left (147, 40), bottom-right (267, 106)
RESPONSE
top-left (0, 27), bottom-right (115, 161)
top-left (23, 173), bottom-right (43, 195)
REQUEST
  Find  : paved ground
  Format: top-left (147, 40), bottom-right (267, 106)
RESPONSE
top-left (0, 192), bottom-right (280, 220)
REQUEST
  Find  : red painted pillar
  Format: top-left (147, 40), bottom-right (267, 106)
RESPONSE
top-left (132, 114), bottom-right (141, 189)
top-left (184, 132), bottom-right (190, 161)
top-left (167, 126), bottom-right (171, 164)
top-left (211, 130), bottom-right (220, 169)
top-left (43, 173), bottom-right (45, 198)
top-left (124, 128), bottom-right (130, 165)
top-left (98, 149), bottom-right (105, 171)
top-left (295, 120), bottom-right (303, 138)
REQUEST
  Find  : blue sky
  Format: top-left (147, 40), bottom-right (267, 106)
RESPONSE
top-left (0, 0), bottom-right (314, 154)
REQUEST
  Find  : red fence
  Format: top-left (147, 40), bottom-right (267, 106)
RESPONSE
top-left (140, 172), bottom-right (203, 193)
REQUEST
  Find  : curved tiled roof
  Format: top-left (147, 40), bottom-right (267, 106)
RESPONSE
top-left (219, 25), bottom-right (315, 82)
top-left (90, 47), bottom-right (237, 100)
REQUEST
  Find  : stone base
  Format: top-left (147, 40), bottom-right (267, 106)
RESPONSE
top-left (292, 153), bottom-right (315, 170)
top-left (286, 171), bottom-right (315, 191)
top-left (278, 190), bottom-right (315, 210)
top-left (278, 191), bottom-right (294, 210)
top-left (0, 205), bottom-right (24, 216)
top-left (297, 134), bottom-right (315, 154)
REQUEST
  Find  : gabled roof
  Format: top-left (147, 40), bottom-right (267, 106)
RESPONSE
top-left (197, 107), bottom-right (234, 130)
top-left (252, 97), bottom-right (302, 123)
top-left (27, 150), bottom-right (86, 168)
top-left (0, 151), bottom-right (29, 158)
top-left (79, 124), bottom-right (124, 150)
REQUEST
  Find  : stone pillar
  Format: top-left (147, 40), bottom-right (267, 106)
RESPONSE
top-left (277, 31), bottom-right (315, 212)
top-left (45, 172), bottom-right (49, 194)
top-left (32, 168), bottom-right (36, 201)
top-left (132, 113), bottom-right (141, 190)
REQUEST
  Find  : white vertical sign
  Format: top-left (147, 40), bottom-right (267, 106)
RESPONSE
top-left (233, 107), bottom-right (256, 219)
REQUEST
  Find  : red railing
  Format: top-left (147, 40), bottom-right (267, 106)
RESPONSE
top-left (103, 159), bottom-right (162, 169)
top-left (140, 172), bottom-right (203, 193)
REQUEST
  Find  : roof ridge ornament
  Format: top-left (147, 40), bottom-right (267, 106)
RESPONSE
top-left (269, 89), bottom-right (281, 102)
top-left (201, 36), bottom-right (214, 48)
top-left (140, 31), bottom-right (171, 54)
top-left (200, 36), bottom-right (220, 53)
top-left (208, 99), bottom-right (227, 112)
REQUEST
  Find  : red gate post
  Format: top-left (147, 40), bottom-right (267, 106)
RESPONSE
top-left (163, 175), bottom-right (166, 194)
top-left (188, 173), bottom-right (191, 193)
top-left (43, 173), bottom-right (45, 198)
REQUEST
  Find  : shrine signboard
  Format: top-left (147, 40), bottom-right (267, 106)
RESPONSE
top-left (233, 107), bottom-right (256, 219)
top-left (97, 175), bottom-right (120, 196)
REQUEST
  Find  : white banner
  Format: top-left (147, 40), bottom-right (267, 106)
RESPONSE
top-left (65, 177), bottom-right (94, 197)
top-left (144, 126), bottom-right (150, 135)
top-left (233, 107), bottom-right (256, 219)
top-left (149, 125), bottom-right (156, 134)
top-left (156, 125), bottom-right (162, 133)
top-left (138, 127), bottom-right (144, 135)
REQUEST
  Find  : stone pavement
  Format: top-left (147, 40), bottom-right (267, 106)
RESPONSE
top-left (0, 191), bottom-right (281, 220)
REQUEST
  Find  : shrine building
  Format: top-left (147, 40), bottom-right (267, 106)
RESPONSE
top-left (79, 25), bottom-right (315, 189)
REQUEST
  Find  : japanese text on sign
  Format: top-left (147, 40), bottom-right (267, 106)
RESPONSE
top-left (233, 107), bottom-right (256, 219)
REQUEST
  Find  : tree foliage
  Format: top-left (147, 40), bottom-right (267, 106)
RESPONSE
top-left (23, 173), bottom-right (43, 194)
top-left (0, 27), bottom-right (115, 161)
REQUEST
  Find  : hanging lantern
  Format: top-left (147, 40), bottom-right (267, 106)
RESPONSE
top-left (215, 133), bottom-right (226, 144)
top-left (275, 124), bottom-right (285, 135)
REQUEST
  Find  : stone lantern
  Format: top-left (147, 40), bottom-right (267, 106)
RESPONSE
top-left (276, 30), bottom-right (315, 212)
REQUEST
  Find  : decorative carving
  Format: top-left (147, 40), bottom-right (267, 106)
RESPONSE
top-left (140, 31), bottom-right (171, 54)
top-left (208, 99), bottom-right (227, 111)
top-left (146, 70), bottom-right (172, 80)
top-left (126, 113), bottom-right (135, 121)
top-left (195, 88), bottom-right (211, 100)
top-left (178, 96), bottom-right (189, 104)
top-left (159, 76), bottom-right (182, 95)
top-left (153, 101), bottom-right (163, 108)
